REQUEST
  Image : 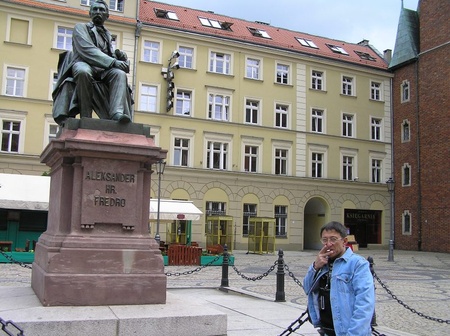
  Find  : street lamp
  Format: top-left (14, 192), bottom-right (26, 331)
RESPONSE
top-left (155, 160), bottom-right (166, 245)
top-left (386, 177), bottom-right (395, 261)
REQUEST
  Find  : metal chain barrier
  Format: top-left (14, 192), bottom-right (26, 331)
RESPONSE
top-left (164, 254), bottom-right (221, 277)
top-left (373, 271), bottom-right (450, 325)
top-left (0, 251), bottom-right (32, 269)
top-left (284, 263), bottom-right (304, 289)
top-left (278, 310), bottom-right (309, 336)
top-left (231, 260), bottom-right (277, 281)
top-left (0, 317), bottom-right (25, 336)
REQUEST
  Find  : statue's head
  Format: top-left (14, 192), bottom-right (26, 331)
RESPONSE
top-left (89, 0), bottom-right (109, 25)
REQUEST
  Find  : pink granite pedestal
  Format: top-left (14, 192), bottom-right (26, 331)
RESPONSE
top-left (32, 118), bottom-right (167, 306)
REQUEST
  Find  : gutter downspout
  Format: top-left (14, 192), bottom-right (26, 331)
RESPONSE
top-left (132, 2), bottom-right (143, 121)
top-left (415, 59), bottom-right (422, 251)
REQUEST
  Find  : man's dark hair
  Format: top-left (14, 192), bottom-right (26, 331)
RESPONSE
top-left (320, 221), bottom-right (347, 238)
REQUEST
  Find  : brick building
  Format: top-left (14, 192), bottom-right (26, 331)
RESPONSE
top-left (389, 0), bottom-right (450, 253)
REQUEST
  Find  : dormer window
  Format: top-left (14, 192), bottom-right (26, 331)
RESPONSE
top-left (248, 27), bottom-right (271, 38)
top-left (154, 8), bottom-right (179, 20)
top-left (354, 51), bottom-right (376, 61)
top-left (327, 44), bottom-right (349, 55)
top-left (296, 37), bottom-right (318, 48)
top-left (199, 17), bottom-right (233, 30)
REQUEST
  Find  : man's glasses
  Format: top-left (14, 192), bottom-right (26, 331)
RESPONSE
top-left (320, 237), bottom-right (343, 244)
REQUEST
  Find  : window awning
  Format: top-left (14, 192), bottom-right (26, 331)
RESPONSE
top-left (0, 173), bottom-right (50, 211)
top-left (149, 199), bottom-right (203, 221)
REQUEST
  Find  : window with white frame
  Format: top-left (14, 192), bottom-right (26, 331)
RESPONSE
top-left (342, 76), bottom-right (354, 96)
top-left (371, 158), bottom-right (382, 183)
top-left (341, 149), bottom-right (357, 181)
top-left (276, 63), bottom-right (289, 84)
top-left (199, 17), bottom-right (233, 30)
top-left (49, 71), bottom-right (58, 100)
top-left (311, 108), bottom-right (324, 133)
top-left (175, 90), bottom-right (192, 116)
top-left (178, 46), bottom-right (194, 69)
top-left (209, 51), bottom-right (231, 75)
top-left (154, 8), bottom-right (179, 20)
top-left (275, 103), bottom-right (289, 128)
top-left (242, 203), bottom-right (257, 236)
top-left (43, 116), bottom-right (60, 148)
top-left (273, 140), bottom-right (291, 176)
top-left (342, 113), bottom-right (354, 137)
top-left (81, 0), bottom-right (123, 12)
top-left (402, 120), bottom-right (410, 142)
top-left (401, 80), bottom-right (410, 103)
top-left (402, 163), bottom-right (411, 186)
top-left (327, 44), bottom-right (349, 55)
top-left (296, 37), bottom-right (318, 48)
top-left (371, 117), bottom-right (382, 141)
top-left (246, 57), bottom-right (261, 80)
top-left (205, 201), bottom-right (227, 216)
top-left (206, 141), bottom-right (228, 170)
top-left (142, 40), bottom-right (160, 63)
top-left (244, 145), bottom-right (258, 172)
top-left (56, 26), bottom-right (73, 50)
top-left (171, 128), bottom-right (194, 167)
top-left (274, 148), bottom-right (288, 175)
top-left (245, 99), bottom-right (260, 124)
top-left (402, 210), bottom-right (412, 235)
top-left (370, 81), bottom-right (382, 101)
top-left (8, 16), bottom-right (32, 45)
top-left (139, 84), bottom-right (158, 112)
top-left (275, 205), bottom-right (288, 237)
top-left (208, 93), bottom-right (230, 121)
top-left (311, 152), bottom-right (324, 178)
top-left (4, 66), bottom-right (26, 97)
top-left (173, 137), bottom-right (189, 167)
top-left (248, 27), bottom-right (271, 38)
top-left (311, 70), bottom-right (324, 90)
top-left (0, 111), bottom-right (26, 154)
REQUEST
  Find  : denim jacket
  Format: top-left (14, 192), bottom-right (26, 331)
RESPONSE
top-left (303, 248), bottom-right (374, 336)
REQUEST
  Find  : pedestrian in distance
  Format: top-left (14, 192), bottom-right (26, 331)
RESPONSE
top-left (304, 221), bottom-right (375, 336)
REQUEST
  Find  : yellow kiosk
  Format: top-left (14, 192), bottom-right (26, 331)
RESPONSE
top-left (247, 217), bottom-right (276, 254)
top-left (205, 215), bottom-right (234, 253)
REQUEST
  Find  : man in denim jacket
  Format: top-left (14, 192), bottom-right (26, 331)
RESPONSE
top-left (304, 221), bottom-right (374, 336)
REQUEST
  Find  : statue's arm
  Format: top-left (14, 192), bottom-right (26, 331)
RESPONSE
top-left (72, 23), bottom-right (115, 69)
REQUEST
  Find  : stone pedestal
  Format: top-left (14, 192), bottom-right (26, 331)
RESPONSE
top-left (32, 118), bottom-right (167, 306)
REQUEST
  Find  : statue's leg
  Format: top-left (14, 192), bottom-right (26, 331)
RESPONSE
top-left (72, 62), bottom-right (95, 119)
top-left (102, 68), bottom-right (131, 123)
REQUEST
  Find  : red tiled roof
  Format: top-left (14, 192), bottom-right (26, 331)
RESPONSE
top-left (4, 0), bottom-right (136, 25)
top-left (140, 1), bottom-right (389, 70)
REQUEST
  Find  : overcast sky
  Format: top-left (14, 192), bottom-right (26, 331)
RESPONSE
top-left (154, 0), bottom-right (419, 53)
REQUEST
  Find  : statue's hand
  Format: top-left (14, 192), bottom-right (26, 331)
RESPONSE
top-left (115, 49), bottom-right (128, 61)
top-left (113, 60), bottom-right (130, 73)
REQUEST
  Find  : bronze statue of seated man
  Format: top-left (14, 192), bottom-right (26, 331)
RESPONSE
top-left (52, 0), bottom-right (132, 125)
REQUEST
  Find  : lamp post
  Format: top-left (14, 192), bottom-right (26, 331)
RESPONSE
top-left (386, 177), bottom-right (395, 262)
top-left (155, 160), bottom-right (166, 245)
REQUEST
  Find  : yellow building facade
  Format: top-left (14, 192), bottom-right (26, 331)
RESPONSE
top-left (0, 0), bottom-right (393, 251)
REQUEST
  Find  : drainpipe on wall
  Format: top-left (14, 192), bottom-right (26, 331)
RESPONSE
top-left (415, 59), bottom-right (422, 251)
top-left (131, 0), bottom-right (142, 121)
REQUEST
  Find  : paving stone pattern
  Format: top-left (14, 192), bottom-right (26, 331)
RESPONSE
top-left (1, 249), bottom-right (449, 336)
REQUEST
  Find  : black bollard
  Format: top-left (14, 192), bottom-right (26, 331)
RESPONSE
top-left (221, 244), bottom-right (229, 288)
top-left (275, 249), bottom-right (286, 302)
top-left (367, 256), bottom-right (377, 326)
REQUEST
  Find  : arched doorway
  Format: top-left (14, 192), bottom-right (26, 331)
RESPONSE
top-left (304, 197), bottom-right (330, 250)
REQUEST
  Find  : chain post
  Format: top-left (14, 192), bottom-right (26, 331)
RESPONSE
top-left (367, 256), bottom-right (377, 326)
top-left (275, 248), bottom-right (286, 302)
top-left (220, 244), bottom-right (229, 288)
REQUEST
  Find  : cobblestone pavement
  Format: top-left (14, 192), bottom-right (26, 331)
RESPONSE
top-left (1, 249), bottom-right (449, 336)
